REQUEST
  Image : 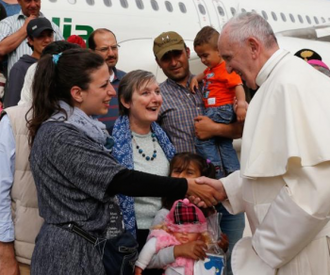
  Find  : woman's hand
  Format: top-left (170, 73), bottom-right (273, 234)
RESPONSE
top-left (186, 178), bottom-right (226, 207)
top-left (195, 176), bottom-right (228, 201)
top-left (173, 240), bottom-right (207, 260)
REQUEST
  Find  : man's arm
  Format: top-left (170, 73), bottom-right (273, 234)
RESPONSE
top-left (194, 116), bottom-right (243, 140)
top-left (0, 16), bottom-right (36, 56)
top-left (0, 242), bottom-right (19, 275)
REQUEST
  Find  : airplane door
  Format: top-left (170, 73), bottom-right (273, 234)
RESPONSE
top-left (212, 0), bottom-right (229, 30)
top-left (192, 0), bottom-right (211, 27)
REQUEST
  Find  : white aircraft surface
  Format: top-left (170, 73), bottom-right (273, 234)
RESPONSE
top-left (41, 0), bottom-right (330, 82)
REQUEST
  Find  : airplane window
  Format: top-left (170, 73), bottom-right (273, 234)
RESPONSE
top-left (321, 17), bottom-right (325, 23)
top-left (165, 1), bottom-right (173, 12)
top-left (198, 4), bottom-right (206, 15)
top-left (241, 8), bottom-right (246, 13)
top-left (103, 0), bottom-right (112, 6)
top-left (86, 0), bottom-right (94, 5)
top-left (150, 0), bottom-right (159, 11)
top-left (289, 13), bottom-right (295, 23)
top-left (280, 13), bottom-right (286, 22)
top-left (271, 12), bottom-right (277, 21)
top-left (217, 6), bottom-right (225, 17)
top-left (67, 0), bottom-right (76, 4)
top-left (230, 7), bottom-right (236, 16)
top-left (314, 16), bottom-right (319, 24)
top-left (178, 2), bottom-right (187, 13)
top-left (120, 0), bottom-right (129, 8)
top-left (136, 0), bottom-right (144, 9)
top-left (298, 14), bottom-right (303, 23)
top-left (49, 0), bottom-right (57, 2)
top-left (306, 15), bottom-right (311, 24)
top-left (261, 11), bottom-right (268, 20)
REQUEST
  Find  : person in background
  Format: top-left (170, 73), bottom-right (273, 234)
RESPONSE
top-left (0, 0), bottom-right (63, 78)
top-left (191, 26), bottom-right (246, 179)
top-left (307, 59), bottom-right (330, 77)
top-left (88, 28), bottom-right (125, 132)
top-left (154, 31), bottom-right (245, 275)
top-left (112, 70), bottom-right (175, 275)
top-left (4, 17), bottom-right (54, 107)
top-left (27, 48), bottom-right (221, 274)
top-left (135, 198), bottom-right (210, 275)
top-left (294, 48), bottom-right (322, 62)
top-left (0, 0), bottom-right (20, 17)
top-left (0, 41), bottom-right (80, 275)
top-left (199, 12), bottom-right (330, 274)
top-left (67, 34), bottom-right (86, 48)
top-left (144, 152), bottom-right (229, 273)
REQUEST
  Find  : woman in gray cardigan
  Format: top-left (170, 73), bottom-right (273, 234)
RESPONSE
top-left (27, 48), bottom-right (221, 275)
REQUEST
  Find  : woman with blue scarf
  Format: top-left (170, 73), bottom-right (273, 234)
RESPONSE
top-left (112, 71), bottom-right (175, 264)
top-left (27, 49), bottom-right (222, 275)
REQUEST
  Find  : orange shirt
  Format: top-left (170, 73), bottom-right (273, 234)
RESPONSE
top-left (202, 61), bottom-right (242, 108)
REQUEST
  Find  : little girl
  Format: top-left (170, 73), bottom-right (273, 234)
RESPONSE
top-left (135, 152), bottom-right (228, 275)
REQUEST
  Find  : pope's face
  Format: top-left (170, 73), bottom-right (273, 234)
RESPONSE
top-left (219, 30), bottom-right (258, 89)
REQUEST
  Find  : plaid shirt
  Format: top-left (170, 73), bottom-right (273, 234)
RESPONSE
top-left (158, 74), bottom-right (204, 153)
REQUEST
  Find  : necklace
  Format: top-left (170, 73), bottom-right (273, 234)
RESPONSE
top-left (131, 132), bottom-right (157, 161)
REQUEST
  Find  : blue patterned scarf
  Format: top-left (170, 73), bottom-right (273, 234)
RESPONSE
top-left (112, 115), bottom-right (176, 237)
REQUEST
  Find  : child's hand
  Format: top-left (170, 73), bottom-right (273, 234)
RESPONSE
top-left (201, 206), bottom-right (216, 217)
top-left (134, 266), bottom-right (143, 275)
top-left (174, 240), bottom-right (207, 260)
top-left (190, 76), bottom-right (199, 94)
top-left (234, 97), bottom-right (248, 122)
top-left (217, 233), bottom-right (229, 253)
top-left (236, 106), bottom-right (247, 122)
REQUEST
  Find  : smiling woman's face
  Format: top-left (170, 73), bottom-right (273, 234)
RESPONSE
top-left (77, 63), bottom-right (115, 116)
top-left (123, 79), bottom-right (162, 131)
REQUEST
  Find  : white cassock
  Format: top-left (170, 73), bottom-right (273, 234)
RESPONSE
top-left (222, 49), bottom-right (330, 275)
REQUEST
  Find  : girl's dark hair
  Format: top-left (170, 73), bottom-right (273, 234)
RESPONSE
top-left (162, 152), bottom-right (216, 210)
top-left (27, 48), bottom-right (105, 145)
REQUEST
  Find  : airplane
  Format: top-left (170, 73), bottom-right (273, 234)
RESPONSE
top-left (40, 0), bottom-right (330, 83)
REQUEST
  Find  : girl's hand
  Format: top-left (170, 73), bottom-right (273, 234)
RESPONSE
top-left (174, 240), bottom-right (207, 260)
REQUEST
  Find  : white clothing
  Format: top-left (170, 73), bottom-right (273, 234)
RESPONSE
top-left (18, 62), bottom-right (35, 106)
top-left (222, 50), bottom-right (330, 275)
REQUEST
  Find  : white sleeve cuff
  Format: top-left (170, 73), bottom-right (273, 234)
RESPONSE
top-left (221, 170), bottom-right (245, 214)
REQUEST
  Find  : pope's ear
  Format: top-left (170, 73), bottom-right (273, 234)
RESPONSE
top-left (70, 86), bottom-right (83, 103)
top-left (248, 37), bottom-right (260, 58)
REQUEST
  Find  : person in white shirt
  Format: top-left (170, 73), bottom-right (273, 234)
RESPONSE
top-left (198, 12), bottom-right (330, 275)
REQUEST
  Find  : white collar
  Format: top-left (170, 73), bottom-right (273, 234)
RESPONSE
top-left (256, 49), bottom-right (289, 87)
